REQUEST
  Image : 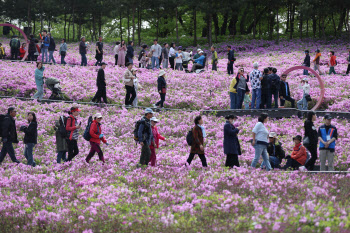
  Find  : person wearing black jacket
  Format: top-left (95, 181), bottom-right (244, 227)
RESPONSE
top-left (0, 107), bottom-right (20, 164)
top-left (28, 35), bottom-right (37, 61)
top-left (95, 36), bottom-right (104, 66)
top-left (92, 63), bottom-right (108, 104)
top-left (261, 132), bottom-right (285, 169)
top-left (154, 70), bottom-right (167, 108)
top-left (20, 112), bottom-right (38, 167)
top-left (79, 37), bottom-right (87, 66)
top-left (126, 41), bottom-right (134, 64)
top-left (48, 33), bottom-right (56, 65)
top-left (223, 115), bottom-right (241, 168)
top-left (268, 68), bottom-right (280, 108)
top-left (303, 50), bottom-right (310, 75)
top-left (304, 111), bottom-right (318, 171)
top-left (227, 46), bottom-right (235, 75)
top-left (260, 68), bottom-right (271, 109)
top-left (279, 74), bottom-right (295, 108)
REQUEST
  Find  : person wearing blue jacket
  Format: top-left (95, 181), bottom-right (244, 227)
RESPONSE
top-left (137, 108), bottom-right (155, 167)
top-left (41, 30), bottom-right (50, 63)
top-left (33, 62), bottom-right (45, 100)
top-left (227, 46), bottom-right (235, 75)
top-left (223, 115), bottom-right (241, 168)
top-left (190, 51), bottom-right (205, 72)
top-left (303, 50), bottom-right (310, 75)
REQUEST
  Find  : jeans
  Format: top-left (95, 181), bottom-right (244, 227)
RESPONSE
top-left (151, 56), bottom-right (160, 69)
top-left (57, 151), bottom-right (67, 163)
top-left (67, 139), bottom-right (79, 161)
top-left (187, 153), bottom-right (207, 167)
top-left (175, 63), bottom-right (183, 70)
top-left (48, 50), bottom-right (56, 64)
top-left (237, 89), bottom-right (245, 109)
top-left (33, 84), bottom-right (44, 100)
top-left (11, 48), bottom-right (19, 60)
top-left (319, 150), bottom-right (335, 171)
top-left (314, 64), bottom-right (323, 74)
top-left (41, 48), bottom-right (48, 63)
top-left (92, 87), bottom-right (108, 104)
top-left (126, 56), bottom-right (133, 64)
top-left (86, 141), bottom-right (105, 163)
top-left (261, 156), bottom-right (280, 169)
top-left (125, 85), bottom-right (136, 106)
top-left (260, 90), bottom-right (271, 109)
top-left (162, 59), bottom-right (168, 69)
top-left (244, 102), bottom-right (250, 109)
top-left (80, 53), bottom-right (87, 66)
top-left (61, 55), bottom-right (66, 65)
top-left (251, 88), bottom-right (261, 109)
top-left (251, 144), bottom-right (272, 171)
top-left (0, 141), bottom-right (19, 163)
top-left (24, 143), bottom-right (36, 167)
top-left (140, 143), bottom-right (151, 166)
top-left (230, 92), bottom-right (238, 109)
top-left (271, 89), bottom-right (279, 108)
top-left (303, 69), bottom-right (309, 75)
top-left (280, 96), bottom-right (295, 108)
top-left (225, 154), bottom-right (239, 168)
top-left (297, 94), bottom-right (308, 110)
top-left (329, 66), bottom-right (336, 75)
top-left (227, 61), bottom-right (234, 75)
top-left (156, 93), bottom-right (166, 108)
top-left (212, 62), bottom-right (217, 71)
top-left (28, 51), bottom-right (36, 61)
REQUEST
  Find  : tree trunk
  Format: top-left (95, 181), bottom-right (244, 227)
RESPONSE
top-left (337, 9), bottom-right (346, 34)
top-left (312, 16), bottom-right (316, 38)
top-left (239, 7), bottom-right (249, 34)
top-left (156, 8), bottom-right (159, 40)
top-left (322, 16), bottom-right (325, 39)
top-left (176, 7), bottom-right (179, 44)
top-left (33, 18), bottom-right (36, 35)
top-left (40, 0), bottom-right (43, 31)
top-left (269, 11), bottom-right (275, 40)
top-left (220, 12), bottom-right (228, 35)
top-left (27, 0), bottom-right (32, 28)
top-left (138, 7), bottom-right (141, 46)
top-left (92, 14), bottom-right (96, 40)
top-left (331, 13), bottom-right (337, 36)
top-left (213, 13), bottom-right (219, 43)
top-left (193, 7), bottom-right (197, 46)
top-left (132, 6), bottom-right (135, 42)
top-left (120, 11), bottom-right (123, 41)
top-left (276, 8), bottom-right (279, 44)
top-left (228, 14), bottom-right (238, 36)
top-left (68, 16), bottom-right (71, 41)
top-left (253, 4), bottom-right (256, 39)
top-left (290, 3), bottom-right (295, 39)
top-left (286, 4), bottom-right (290, 33)
top-left (72, 2), bottom-right (75, 42)
top-left (98, 12), bottom-right (102, 37)
top-left (64, 11), bottom-right (67, 40)
top-left (127, 9), bottom-right (130, 42)
top-left (208, 12), bottom-right (212, 46)
top-left (299, 12), bottom-right (302, 40)
top-left (306, 19), bottom-right (308, 37)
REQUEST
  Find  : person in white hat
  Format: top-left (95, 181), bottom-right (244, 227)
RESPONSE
top-left (193, 48), bottom-right (202, 60)
top-left (297, 77), bottom-right (310, 110)
top-left (190, 50), bottom-right (205, 72)
top-left (154, 70), bottom-right (167, 108)
top-left (149, 116), bottom-right (166, 166)
top-left (260, 132), bottom-right (285, 169)
top-left (85, 113), bottom-right (108, 164)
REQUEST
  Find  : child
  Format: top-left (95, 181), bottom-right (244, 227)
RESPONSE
top-left (132, 68), bottom-right (142, 107)
top-left (0, 43), bottom-right (5, 59)
top-left (140, 52), bottom-right (148, 68)
top-left (243, 91), bottom-right (251, 110)
top-left (19, 43), bottom-right (27, 59)
top-left (328, 51), bottom-right (337, 75)
top-left (303, 50), bottom-right (310, 75)
top-left (297, 77), bottom-right (310, 110)
top-left (149, 117), bottom-right (165, 166)
top-left (282, 135), bottom-right (307, 170)
top-left (175, 47), bottom-right (183, 71)
top-left (279, 74), bottom-right (295, 108)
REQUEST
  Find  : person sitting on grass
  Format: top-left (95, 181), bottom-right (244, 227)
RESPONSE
top-left (261, 132), bottom-right (285, 169)
top-left (282, 135), bottom-right (307, 170)
top-left (190, 51), bottom-right (205, 72)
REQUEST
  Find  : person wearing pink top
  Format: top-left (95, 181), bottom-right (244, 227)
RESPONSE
top-left (149, 117), bottom-right (165, 166)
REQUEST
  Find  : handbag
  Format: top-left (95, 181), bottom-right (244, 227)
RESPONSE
top-left (305, 94), bottom-right (312, 102)
top-left (61, 51), bottom-right (66, 56)
top-left (303, 136), bottom-right (310, 146)
top-left (161, 87), bottom-right (166, 94)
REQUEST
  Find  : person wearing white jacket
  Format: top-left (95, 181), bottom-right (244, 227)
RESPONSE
top-left (297, 77), bottom-right (310, 110)
top-left (113, 42), bottom-right (120, 66)
top-left (123, 63), bottom-right (136, 107)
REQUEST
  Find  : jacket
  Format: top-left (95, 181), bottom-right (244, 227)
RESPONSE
top-left (229, 78), bottom-right (237, 93)
top-left (329, 55), bottom-right (336, 67)
top-left (191, 125), bottom-right (204, 154)
top-left (150, 125), bottom-right (165, 150)
top-left (54, 119), bottom-right (68, 152)
top-left (66, 115), bottom-right (78, 141)
top-left (299, 83), bottom-right (310, 95)
top-left (303, 54), bottom-right (310, 67)
top-left (126, 45), bottom-right (134, 58)
top-left (291, 143), bottom-right (307, 165)
top-left (10, 38), bottom-right (20, 49)
top-left (138, 48), bottom-right (146, 61)
top-left (48, 37), bottom-right (55, 51)
top-left (42, 36), bottom-right (50, 48)
top-left (211, 51), bottom-right (218, 64)
top-left (59, 43), bottom-right (67, 53)
top-left (89, 120), bottom-right (107, 144)
top-left (268, 73), bottom-right (280, 90)
top-left (123, 69), bottom-right (134, 86)
top-left (261, 74), bottom-right (270, 94)
top-left (279, 81), bottom-right (291, 98)
top-left (194, 55), bottom-right (205, 66)
top-left (157, 76), bottom-right (166, 92)
top-left (1, 114), bottom-right (18, 143)
top-left (304, 120), bottom-right (318, 146)
top-left (0, 46), bottom-right (4, 56)
top-left (233, 74), bottom-right (249, 91)
top-left (28, 38), bottom-right (37, 53)
top-left (19, 47), bottom-right (26, 58)
top-left (97, 68), bottom-right (106, 89)
top-left (23, 121), bottom-right (38, 144)
top-left (162, 47), bottom-right (169, 59)
top-left (313, 53), bottom-right (321, 64)
top-left (79, 41), bottom-right (87, 54)
top-left (137, 116), bottom-right (154, 145)
top-left (227, 50), bottom-right (235, 62)
top-left (223, 121), bottom-right (241, 155)
top-left (318, 124), bottom-right (337, 151)
top-left (267, 140), bottom-right (285, 162)
top-left (35, 67), bottom-right (45, 86)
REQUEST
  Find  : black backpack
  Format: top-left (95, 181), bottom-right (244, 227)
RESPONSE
top-left (58, 116), bottom-right (71, 138)
top-left (186, 129), bottom-right (194, 146)
top-left (83, 116), bottom-right (97, 141)
top-left (270, 75), bottom-right (280, 90)
top-left (0, 114), bottom-right (5, 135)
top-left (133, 119), bottom-right (147, 141)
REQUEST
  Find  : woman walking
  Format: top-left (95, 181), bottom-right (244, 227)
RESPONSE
top-left (297, 77), bottom-right (310, 110)
top-left (223, 115), bottom-right (241, 168)
top-left (54, 116), bottom-right (68, 163)
top-left (169, 42), bottom-right (176, 69)
top-left (304, 111), bottom-right (318, 171)
top-left (235, 68), bottom-right (249, 109)
top-left (20, 112), bottom-right (37, 167)
top-left (149, 117), bottom-right (165, 166)
top-left (132, 68), bottom-right (141, 107)
top-left (251, 113), bottom-right (272, 171)
top-left (154, 70), bottom-right (166, 108)
top-left (59, 38), bottom-right (67, 65)
top-left (33, 62), bottom-right (45, 101)
top-left (66, 107), bottom-right (82, 162)
top-left (117, 40), bottom-right (126, 67)
top-left (86, 113), bottom-right (108, 164)
top-left (113, 41), bottom-right (120, 66)
top-left (123, 63), bottom-right (136, 107)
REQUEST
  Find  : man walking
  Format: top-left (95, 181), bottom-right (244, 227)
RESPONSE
top-left (227, 46), bottom-right (235, 75)
top-left (41, 30), bottom-right (50, 63)
top-left (79, 37), bottom-right (87, 66)
top-left (95, 36), bottom-right (104, 66)
top-left (151, 39), bottom-right (162, 69)
top-left (162, 43), bottom-right (169, 69)
top-left (48, 33), bottom-right (56, 65)
top-left (318, 115), bottom-right (338, 171)
top-left (9, 35), bottom-right (20, 60)
top-left (249, 62), bottom-right (263, 109)
top-left (211, 46), bottom-right (218, 71)
top-left (92, 62), bottom-right (108, 104)
top-left (137, 108), bottom-right (155, 167)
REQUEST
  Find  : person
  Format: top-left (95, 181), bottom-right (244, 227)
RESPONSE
top-left (138, 44), bottom-right (147, 67)
top-left (169, 42), bottom-right (176, 69)
top-left (27, 35), bottom-right (37, 61)
top-left (117, 40), bottom-right (126, 67)
top-left (211, 46), bottom-right (218, 71)
top-left (312, 49), bottom-right (323, 75)
top-left (79, 37), bottom-right (87, 66)
top-left (140, 52), bottom-right (148, 68)
top-left (0, 43), bottom-right (5, 59)
top-left (126, 41), bottom-right (134, 64)
top-left (19, 43), bottom-right (27, 59)
top-left (92, 62), bottom-right (108, 104)
top-left (346, 47), bottom-right (350, 75)
top-left (303, 111), bottom-right (318, 171)
top-left (249, 62), bottom-right (262, 109)
top-left (190, 50), bottom-right (205, 72)
top-left (282, 135), bottom-right (307, 170)
top-left (227, 46), bottom-right (235, 75)
top-left (223, 115), bottom-right (241, 168)
top-left (162, 43), bottom-right (169, 69)
top-left (175, 47), bottom-right (183, 71)
top-left (113, 41), bottom-right (120, 66)
top-left (318, 114), bottom-right (338, 171)
top-left (297, 77), bottom-right (310, 110)
top-left (34, 40), bottom-right (41, 61)
top-left (244, 91), bottom-right (251, 109)
top-left (149, 117), bottom-right (165, 166)
top-left (260, 68), bottom-right (271, 109)
top-left (268, 68), bottom-right (280, 108)
top-left (86, 113), bottom-right (108, 164)
top-left (123, 62), bottom-right (136, 107)
top-left (41, 30), bottom-right (50, 63)
top-left (20, 112), bottom-right (37, 167)
top-left (66, 107), bottom-right (81, 162)
top-left (154, 70), bottom-right (167, 108)
top-left (251, 113), bottom-right (272, 171)
top-left (0, 107), bottom-right (20, 164)
top-left (182, 48), bottom-right (191, 71)
top-left (193, 48), bottom-right (201, 60)
top-left (261, 132), bottom-right (285, 169)
top-left (10, 35), bottom-right (20, 60)
top-left (132, 68), bottom-right (141, 107)
top-left (59, 38), bottom-right (67, 65)
top-left (328, 51), bottom-right (337, 75)
top-left (151, 39), bottom-right (162, 69)
top-left (94, 36), bottom-right (104, 66)
top-left (187, 115), bottom-right (208, 167)
top-left (234, 68), bottom-right (249, 109)
top-left (229, 75), bottom-right (238, 109)
top-left (33, 62), bottom-right (45, 101)
top-left (279, 74), bottom-right (295, 108)
top-left (138, 108), bottom-right (155, 167)
top-left (303, 50), bottom-right (310, 75)
top-left (48, 33), bottom-right (56, 65)
top-left (54, 116), bottom-right (68, 163)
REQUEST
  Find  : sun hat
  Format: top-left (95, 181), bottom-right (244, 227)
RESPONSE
top-left (302, 77), bottom-right (309, 82)
top-left (159, 70), bottom-right (166, 77)
top-left (269, 132), bottom-right (277, 138)
top-left (145, 108), bottom-right (154, 114)
top-left (197, 48), bottom-right (201, 52)
top-left (150, 117), bottom-right (159, 122)
top-left (94, 113), bottom-right (103, 119)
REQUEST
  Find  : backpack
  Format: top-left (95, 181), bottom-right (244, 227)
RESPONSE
top-left (83, 116), bottom-right (96, 141)
top-left (50, 38), bottom-right (56, 49)
top-left (186, 129), bottom-right (194, 146)
top-left (0, 114), bottom-right (6, 135)
top-left (58, 116), bottom-right (71, 138)
top-left (11, 38), bottom-right (19, 48)
top-left (270, 75), bottom-right (280, 90)
top-left (133, 119), bottom-right (147, 141)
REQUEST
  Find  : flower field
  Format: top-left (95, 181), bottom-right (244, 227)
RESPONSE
top-left (0, 98), bottom-right (350, 232)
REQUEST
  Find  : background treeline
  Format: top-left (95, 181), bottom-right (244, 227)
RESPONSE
top-left (1, 0), bottom-right (350, 47)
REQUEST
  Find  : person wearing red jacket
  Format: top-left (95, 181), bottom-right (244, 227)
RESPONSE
top-left (86, 113), bottom-right (108, 164)
top-left (149, 117), bottom-right (165, 166)
top-left (282, 135), bottom-right (307, 170)
top-left (19, 43), bottom-right (26, 59)
top-left (66, 107), bottom-right (81, 162)
top-left (328, 51), bottom-right (337, 75)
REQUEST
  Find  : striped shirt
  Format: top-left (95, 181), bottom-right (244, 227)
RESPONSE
top-left (72, 118), bottom-right (79, 140)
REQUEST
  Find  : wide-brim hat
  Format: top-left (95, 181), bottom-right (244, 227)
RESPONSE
top-left (94, 113), bottom-right (103, 119)
top-left (159, 70), bottom-right (166, 77)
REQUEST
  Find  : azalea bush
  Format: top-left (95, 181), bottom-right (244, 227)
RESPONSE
top-left (0, 99), bottom-right (350, 232)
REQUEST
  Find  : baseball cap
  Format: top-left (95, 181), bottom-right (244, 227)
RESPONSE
top-left (150, 117), bottom-right (159, 122)
top-left (94, 113), bottom-right (103, 119)
top-left (145, 108), bottom-right (154, 114)
top-left (71, 107), bottom-right (81, 112)
top-left (101, 62), bottom-right (107, 66)
top-left (324, 114), bottom-right (332, 120)
top-left (293, 135), bottom-right (302, 141)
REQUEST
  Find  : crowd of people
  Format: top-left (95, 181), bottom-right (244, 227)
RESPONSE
top-left (0, 107), bottom-right (338, 172)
